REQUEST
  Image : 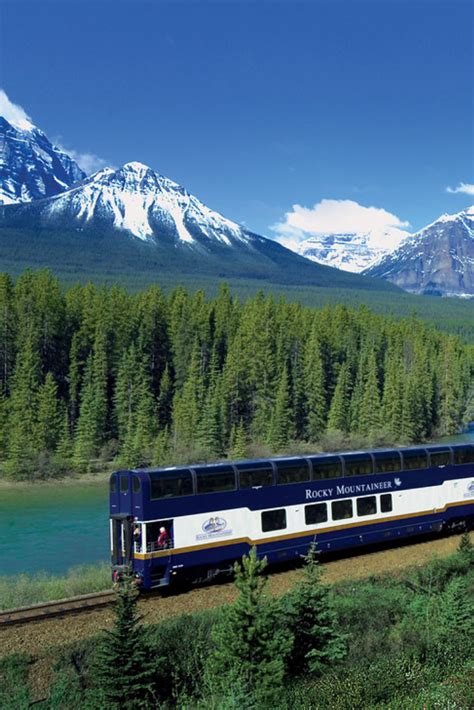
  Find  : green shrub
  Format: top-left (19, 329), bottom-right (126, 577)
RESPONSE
top-left (0, 563), bottom-right (110, 610)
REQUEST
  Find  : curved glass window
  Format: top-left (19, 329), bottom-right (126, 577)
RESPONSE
top-left (374, 451), bottom-right (401, 473)
top-left (120, 475), bottom-right (129, 493)
top-left (110, 475), bottom-right (117, 493)
top-left (429, 449), bottom-right (451, 468)
top-left (150, 469), bottom-right (193, 499)
top-left (132, 476), bottom-right (141, 494)
top-left (343, 454), bottom-right (374, 477)
top-left (402, 449), bottom-right (428, 470)
top-left (310, 456), bottom-right (342, 480)
top-left (276, 459), bottom-right (310, 485)
top-left (195, 465), bottom-right (236, 494)
top-left (238, 461), bottom-right (274, 489)
top-left (454, 446), bottom-right (474, 465)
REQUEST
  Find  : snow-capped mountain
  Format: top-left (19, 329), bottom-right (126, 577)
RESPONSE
top-left (27, 160), bottom-right (254, 246)
top-left (365, 207), bottom-right (474, 297)
top-left (0, 114), bottom-right (85, 205)
top-left (0, 160), bottom-right (397, 292)
top-left (297, 227), bottom-right (410, 273)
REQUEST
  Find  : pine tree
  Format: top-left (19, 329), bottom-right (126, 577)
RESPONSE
top-left (157, 363), bottom-right (173, 428)
top-left (152, 426), bottom-right (172, 466)
top-left (268, 366), bottom-right (293, 451)
top-left (55, 410), bottom-right (73, 462)
top-left (0, 273), bottom-right (16, 395)
top-left (281, 545), bottom-right (346, 675)
top-left (230, 418), bottom-right (248, 459)
top-left (327, 361), bottom-right (351, 434)
top-left (93, 572), bottom-right (157, 708)
top-left (303, 325), bottom-right (326, 441)
top-left (206, 548), bottom-right (292, 706)
top-left (358, 350), bottom-right (382, 436)
top-left (5, 326), bottom-right (41, 475)
top-left (35, 372), bottom-right (62, 453)
top-left (73, 328), bottom-right (108, 469)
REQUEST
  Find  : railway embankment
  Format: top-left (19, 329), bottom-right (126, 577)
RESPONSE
top-left (0, 533), bottom-right (465, 661)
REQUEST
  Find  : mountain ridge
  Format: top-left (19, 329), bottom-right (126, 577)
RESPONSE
top-left (0, 116), bottom-right (85, 205)
top-left (365, 206), bottom-right (474, 297)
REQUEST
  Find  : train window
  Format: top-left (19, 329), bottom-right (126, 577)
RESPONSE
top-left (332, 499), bottom-right (353, 520)
top-left (402, 450), bottom-right (428, 470)
top-left (238, 462), bottom-right (274, 489)
top-left (305, 503), bottom-right (328, 525)
top-left (196, 465), bottom-right (236, 494)
top-left (310, 457), bottom-right (343, 480)
top-left (261, 509), bottom-right (287, 532)
top-left (429, 450), bottom-right (451, 468)
top-left (454, 446), bottom-right (474, 465)
top-left (110, 475), bottom-right (117, 493)
top-left (276, 459), bottom-right (310, 485)
top-left (150, 469), bottom-right (194, 499)
top-left (132, 476), bottom-right (141, 494)
top-left (343, 454), bottom-right (374, 477)
top-left (120, 476), bottom-right (128, 493)
top-left (357, 496), bottom-right (377, 516)
top-left (380, 494), bottom-right (393, 513)
top-left (374, 451), bottom-right (401, 473)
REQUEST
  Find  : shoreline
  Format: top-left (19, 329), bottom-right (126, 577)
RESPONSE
top-left (0, 470), bottom-right (111, 490)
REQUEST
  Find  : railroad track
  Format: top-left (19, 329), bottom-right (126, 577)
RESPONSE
top-left (0, 590), bottom-right (115, 626)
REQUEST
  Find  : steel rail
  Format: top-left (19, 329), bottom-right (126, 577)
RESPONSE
top-left (0, 590), bottom-right (115, 626)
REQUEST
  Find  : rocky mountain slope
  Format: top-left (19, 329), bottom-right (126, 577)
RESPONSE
top-left (0, 115), bottom-right (85, 205)
top-left (365, 207), bottom-right (474, 297)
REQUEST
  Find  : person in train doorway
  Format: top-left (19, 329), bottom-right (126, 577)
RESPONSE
top-left (133, 523), bottom-right (141, 549)
top-left (157, 526), bottom-right (170, 549)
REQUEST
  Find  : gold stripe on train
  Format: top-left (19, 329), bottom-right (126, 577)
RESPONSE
top-left (133, 498), bottom-right (474, 561)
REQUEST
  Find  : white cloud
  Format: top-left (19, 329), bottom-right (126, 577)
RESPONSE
top-left (58, 146), bottom-right (110, 175)
top-left (0, 90), bottom-right (109, 175)
top-left (446, 182), bottom-right (474, 196)
top-left (0, 89), bottom-right (34, 131)
top-left (271, 198), bottom-right (410, 251)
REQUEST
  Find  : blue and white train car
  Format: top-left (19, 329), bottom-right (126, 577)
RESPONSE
top-left (109, 444), bottom-right (474, 589)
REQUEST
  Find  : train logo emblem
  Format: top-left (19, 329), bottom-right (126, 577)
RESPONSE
top-left (202, 517), bottom-right (227, 534)
top-left (464, 480), bottom-right (474, 499)
top-left (394, 478), bottom-right (402, 487)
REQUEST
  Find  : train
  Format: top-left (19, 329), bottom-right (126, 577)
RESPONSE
top-left (109, 443), bottom-right (474, 589)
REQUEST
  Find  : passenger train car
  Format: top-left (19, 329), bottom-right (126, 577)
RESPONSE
top-left (109, 444), bottom-right (474, 589)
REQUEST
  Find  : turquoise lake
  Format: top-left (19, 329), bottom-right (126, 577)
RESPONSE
top-left (1, 427), bottom-right (473, 577)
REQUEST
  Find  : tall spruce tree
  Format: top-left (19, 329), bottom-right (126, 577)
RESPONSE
top-left (303, 324), bottom-right (326, 441)
top-left (327, 361), bottom-right (351, 433)
top-left (206, 548), bottom-right (292, 707)
top-left (93, 572), bottom-right (157, 709)
top-left (268, 366), bottom-right (293, 450)
top-left (281, 545), bottom-right (346, 675)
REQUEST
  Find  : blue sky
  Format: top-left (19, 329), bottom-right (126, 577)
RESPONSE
top-left (0, 0), bottom-right (472, 242)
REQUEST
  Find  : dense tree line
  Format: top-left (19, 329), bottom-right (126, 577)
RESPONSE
top-left (0, 270), bottom-right (472, 478)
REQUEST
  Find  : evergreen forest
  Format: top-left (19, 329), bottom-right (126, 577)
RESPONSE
top-left (0, 269), bottom-right (472, 480)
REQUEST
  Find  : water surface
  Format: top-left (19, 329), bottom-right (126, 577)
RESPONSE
top-left (0, 482), bottom-right (108, 576)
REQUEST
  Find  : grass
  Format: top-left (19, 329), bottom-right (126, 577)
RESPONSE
top-left (0, 563), bottom-right (111, 610)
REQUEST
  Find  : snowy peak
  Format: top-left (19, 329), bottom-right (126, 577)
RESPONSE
top-left (0, 115), bottom-right (85, 205)
top-left (297, 226), bottom-right (410, 273)
top-left (32, 161), bottom-right (250, 246)
top-left (366, 206), bottom-right (474, 297)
